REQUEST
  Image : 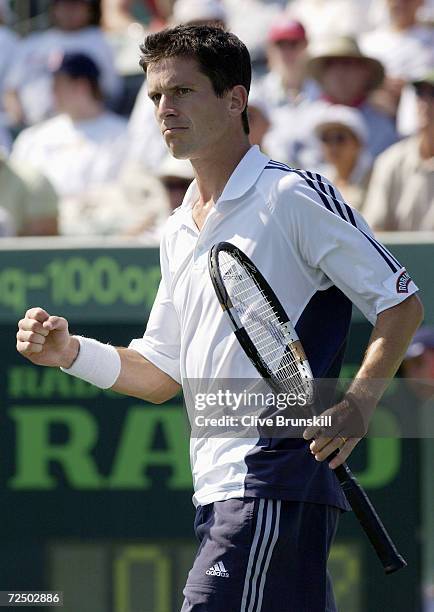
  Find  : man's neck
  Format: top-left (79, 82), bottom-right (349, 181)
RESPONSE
top-left (191, 136), bottom-right (251, 206)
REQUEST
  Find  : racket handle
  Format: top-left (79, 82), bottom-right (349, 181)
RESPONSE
top-left (334, 462), bottom-right (407, 574)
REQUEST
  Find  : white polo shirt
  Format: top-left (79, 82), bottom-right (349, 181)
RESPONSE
top-left (130, 145), bottom-right (417, 508)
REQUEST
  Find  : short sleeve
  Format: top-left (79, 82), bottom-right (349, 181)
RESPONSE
top-left (277, 172), bottom-right (419, 325)
top-left (129, 238), bottom-right (181, 383)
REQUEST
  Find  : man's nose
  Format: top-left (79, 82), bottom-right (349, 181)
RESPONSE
top-left (158, 95), bottom-right (178, 118)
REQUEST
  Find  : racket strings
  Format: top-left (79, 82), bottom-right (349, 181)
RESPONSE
top-left (219, 253), bottom-right (308, 395)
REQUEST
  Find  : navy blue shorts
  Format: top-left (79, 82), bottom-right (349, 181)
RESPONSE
top-left (181, 498), bottom-right (339, 612)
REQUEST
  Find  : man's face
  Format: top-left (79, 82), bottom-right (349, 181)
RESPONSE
top-left (321, 58), bottom-right (371, 104)
top-left (267, 39), bottom-right (308, 79)
top-left (52, 0), bottom-right (92, 31)
top-left (147, 56), bottom-right (236, 160)
top-left (318, 126), bottom-right (361, 167)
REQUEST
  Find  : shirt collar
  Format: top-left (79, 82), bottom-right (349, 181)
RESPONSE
top-left (180, 145), bottom-right (270, 212)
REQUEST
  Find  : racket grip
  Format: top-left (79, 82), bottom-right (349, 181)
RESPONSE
top-left (334, 463), bottom-right (407, 574)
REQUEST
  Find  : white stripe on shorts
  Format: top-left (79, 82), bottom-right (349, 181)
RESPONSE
top-left (254, 500), bottom-right (281, 612)
top-left (240, 499), bottom-right (281, 612)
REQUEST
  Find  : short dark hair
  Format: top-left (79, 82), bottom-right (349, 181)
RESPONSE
top-left (139, 25), bottom-right (251, 135)
top-left (53, 52), bottom-right (103, 100)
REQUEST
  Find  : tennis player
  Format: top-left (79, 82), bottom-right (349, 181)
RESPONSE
top-left (17, 26), bottom-right (423, 611)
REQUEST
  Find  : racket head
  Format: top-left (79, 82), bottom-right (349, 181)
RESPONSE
top-left (208, 241), bottom-right (314, 403)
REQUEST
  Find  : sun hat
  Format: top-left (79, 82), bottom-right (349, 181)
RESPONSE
top-left (307, 36), bottom-right (384, 92)
top-left (313, 105), bottom-right (369, 144)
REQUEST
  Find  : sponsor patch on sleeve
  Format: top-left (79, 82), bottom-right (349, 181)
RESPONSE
top-left (396, 269), bottom-right (412, 293)
top-left (383, 267), bottom-right (415, 295)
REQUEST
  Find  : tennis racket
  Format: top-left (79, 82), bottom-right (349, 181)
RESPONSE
top-left (208, 241), bottom-right (407, 574)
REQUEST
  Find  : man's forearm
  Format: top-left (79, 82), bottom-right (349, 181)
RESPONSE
top-left (112, 347), bottom-right (181, 404)
top-left (347, 294), bottom-right (424, 406)
top-left (304, 294), bottom-right (424, 467)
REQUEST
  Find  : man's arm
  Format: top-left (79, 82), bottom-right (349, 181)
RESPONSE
top-left (16, 307), bottom-right (181, 405)
top-left (304, 294), bottom-right (424, 467)
top-left (112, 348), bottom-right (181, 403)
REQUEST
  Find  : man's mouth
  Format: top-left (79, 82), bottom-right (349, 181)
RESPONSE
top-left (164, 127), bottom-right (188, 134)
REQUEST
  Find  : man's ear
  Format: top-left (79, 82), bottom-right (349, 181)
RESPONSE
top-left (228, 85), bottom-right (249, 119)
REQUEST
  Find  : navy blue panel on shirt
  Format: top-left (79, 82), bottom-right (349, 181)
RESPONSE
top-left (243, 287), bottom-right (352, 511)
top-left (295, 285), bottom-right (352, 378)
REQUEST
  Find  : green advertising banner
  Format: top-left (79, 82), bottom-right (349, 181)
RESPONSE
top-left (0, 237), bottom-right (432, 612)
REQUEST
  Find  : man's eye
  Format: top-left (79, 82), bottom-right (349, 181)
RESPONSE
top-left (177, 88), bottom-right (191, 96)
top-left (150, 94), bottom-right (161, 104)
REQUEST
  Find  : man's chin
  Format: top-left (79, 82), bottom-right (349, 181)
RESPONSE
top-left (167, 145), bottom-right (192, 160)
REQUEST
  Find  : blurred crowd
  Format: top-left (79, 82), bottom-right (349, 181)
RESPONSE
top-left (0, 0), bottom-right (433, 241)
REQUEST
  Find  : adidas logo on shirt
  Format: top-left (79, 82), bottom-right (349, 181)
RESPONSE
top-left (206, 561), bottom-right (230, 578)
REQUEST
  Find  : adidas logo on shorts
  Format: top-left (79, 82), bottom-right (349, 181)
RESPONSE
top-left (206, 561), bottom-right (230, 578)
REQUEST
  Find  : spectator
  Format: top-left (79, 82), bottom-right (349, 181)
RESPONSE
top-left (11, 53), bottom-right (127, 201)
top-left (58, 160), bottom-right (169, 237)
top-left (101, 0), bottom-right (148, 76)
top-left (265, 36), bottom-right (397, 168)
top-left (0, 151), bottom-right (58, 235)
top-left (363, 71), bottom-right (434, 231)
top-left (288, 0), bottom-right (385, 42)
top-left (254, 18), bottom-right (318, 111)
top-left (222, 0), bottom-right (283, 67)
top-left (100, 0), bottom-right (151, 116)
top-left (58, 155), bottom-right (194, 239)
top-left (306, 36), bottom-right (398, 159)
top-left (360, 0), bottom-right (434, 135)
top-left (313, 105), bottom-right (372, 212)
top-left (360, 0), bottom-right (434, 83)
top-left (0, 0), bottom-right (18, 125)
top-left (102, 0), bottom-right (152, 33)
top-left (3, 0), bottom-right (121, 126)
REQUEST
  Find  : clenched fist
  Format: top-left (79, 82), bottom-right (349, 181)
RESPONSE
top-left (16, 307), bottom-right (79, 368)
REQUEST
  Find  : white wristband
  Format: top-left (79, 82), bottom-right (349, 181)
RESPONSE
top-left (60, 336), bottom-right (121, 389)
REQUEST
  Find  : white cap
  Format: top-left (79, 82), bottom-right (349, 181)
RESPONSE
top-left (157, 155), bottom-right (195, 180)
top-left (172, 0), bottom-right (227, 24)
top-left (313, 105), bottom-right (369, 144)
